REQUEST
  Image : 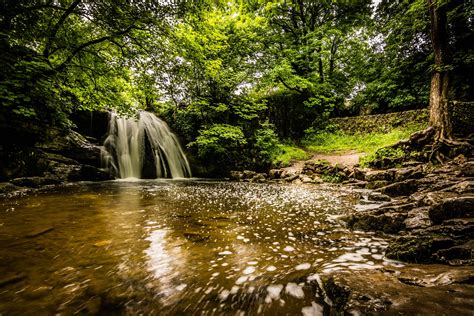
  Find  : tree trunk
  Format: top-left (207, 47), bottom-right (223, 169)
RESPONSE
top-left (428, 0), bottom-right (452, 141)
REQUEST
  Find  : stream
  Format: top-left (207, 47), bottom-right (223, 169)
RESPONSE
top-left (0, 180), bottom-right (402, 315)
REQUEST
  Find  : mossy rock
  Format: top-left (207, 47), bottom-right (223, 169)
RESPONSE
top-left (385, 235), bottom-right (456, 263)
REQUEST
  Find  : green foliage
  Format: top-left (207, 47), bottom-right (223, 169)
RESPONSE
top-left (320, 173), bottom-right (343, 184)
top-left (252, 122), bottom-right (280, 166)
top-left (360, 147), bottom-right (406, 169)
top-left (190, 124), bottom-right (247, 170)
top-left (303, 128), bottom-right (418, 156)
top-left (272, 144), bottom-right (310, 167)
top-left (1, 0), bottom-right (471, 175)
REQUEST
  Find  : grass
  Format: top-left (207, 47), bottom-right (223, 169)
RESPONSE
top-left (273, 144), bottom-right (311, 167)
top-left (302, 126), bottom-right (422, 156)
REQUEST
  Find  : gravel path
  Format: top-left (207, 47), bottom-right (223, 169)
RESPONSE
top-left (282, 150), bottom-right (363, 173)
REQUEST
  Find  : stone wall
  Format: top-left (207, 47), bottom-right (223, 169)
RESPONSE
top-left (330, 102), bottom-right (473, 136)
top-left (329, 109), bottom-right (428, 134)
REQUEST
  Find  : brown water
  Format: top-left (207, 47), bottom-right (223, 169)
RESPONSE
top-left (0, 180), bottom-right (400, 315)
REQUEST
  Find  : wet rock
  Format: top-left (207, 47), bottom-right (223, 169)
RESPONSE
top-left (322, 266), bottom-right (474, 315)
top-left (322, 273), bottom-right (392, 314)
top-left (10, 176), bottom-right (60, 188)
top-left (428, 197), bottom-right (474, 224)
top-left (322, 275), bottom-right (351, 310)
top-left (39, 129), bottom-right (102, 167)
top-left (242, 170), bottom-right (256, 180)
top-left (283, 173), bottom-right (299, 182)
top-left (435, 240), bottom-right (474, 263)
top-left (377, 179), bottom-right (419, 197)
top-left (349, 180), bottom-right (368, 188)
top-left (299, 175), bottom-right (314, 183)
top-left (442, 180), bottom-right (473, 194)
top-left (394, 166), bottom-right (424, 182)
top-left (365, 169), bottom-right (394, 182)
top-left (0, 182), bottom-right (18, 193)
top-left (345, 211), bottom-right (406, 234)
top-left (268, 169), bottom-right (283, 180)
top-left (404, 207), bottom-right (431, 230)
top-left (402, 161), bottom-right (423, 167)
top-left (352, 168), bottom-right (367, 181)
top-left (367, 192), bottom-right (391, 202)
top-left (230, 171), bottom-right (244, 181)
top-left (366, 180), bottom-right (391, 190)
top-left (421, 191), bottom-right (459, 206)
top-left (292, 178), bottom-right (302, 185)
top-left (385, 236), bottom-right (455, 263)
top-left (250, 173), bottom-right (266, 183)
top-left (67, 165), bottom-right (113, 182)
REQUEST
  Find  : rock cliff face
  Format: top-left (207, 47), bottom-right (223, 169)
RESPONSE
top-left (0, 112), bottom-right (113, 193)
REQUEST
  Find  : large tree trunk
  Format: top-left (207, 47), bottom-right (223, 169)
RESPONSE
top-left (428, 0), bottom-right (453, 141)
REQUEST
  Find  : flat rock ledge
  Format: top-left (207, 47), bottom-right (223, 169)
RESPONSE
top-left (321, 265), bottom-right (474, 315)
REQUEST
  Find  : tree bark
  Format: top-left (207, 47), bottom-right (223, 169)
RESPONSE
top-left (428, 0), bottom-right (452, 140)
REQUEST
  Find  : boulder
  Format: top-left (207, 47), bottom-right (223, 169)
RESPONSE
top-left (385, 235), bottom-right (455, 263)
top-left (394, 166), bottom-right (424, 182)
top-left (242, 170), bottom-right (256, 180)
top-left (0, 182), bottom-right (19, 194)
top-left (249, 173), bottom-right (266, 183)
top-left (428, 197), bottom-right (474, 224)
top-left (366, 180), bottom-right (391, 190)
top-left (435, 240), bottom-right (474, 263)
top-left (268, 169), bottom-right (283, 179)
top-left (345, 211), bottom-right (406, 234)
top-left (67, 165), bottom-right (113, 182)
top-left (404, 207), bottom-right (431, 230)
top-left (365, 169), bottom-right (395, 182)
top-left (377, 179), bottom-right (419, 197)
top-left (229, 171), bottom-right (244, 181)
top-left (10, 176), bottom-right (60, 188)
top-left (38, 129), bottom-right (103, 167)
top-left (352, 168), bottom-right (367, 181)
top-left (367, 192), bottom-right (391, 202)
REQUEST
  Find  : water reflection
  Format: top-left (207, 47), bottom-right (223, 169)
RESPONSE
top-left (0, 181), bottom-right (401, 315)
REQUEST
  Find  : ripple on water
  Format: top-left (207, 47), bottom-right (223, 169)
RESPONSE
top-left (0, 181), bottom-right (396, 315)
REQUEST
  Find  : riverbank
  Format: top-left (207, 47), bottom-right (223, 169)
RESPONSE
top-left (230, 149), bottom-right (473, 313)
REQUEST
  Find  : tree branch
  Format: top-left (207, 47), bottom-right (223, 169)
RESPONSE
top-left (277, 76), bottom-right (303, 93)
top-left (43, 0), bottom-right (82, 59)
top-left (53, 25), bottom-right (135, 72)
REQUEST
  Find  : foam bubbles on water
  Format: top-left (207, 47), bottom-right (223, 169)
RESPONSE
top-left (295, 263), bottom-right (311, 270)
top-left (243, 266), bottom-right (256, 275)
top-left (285, 282), bottom-right (304, 299)
top-left (301, 302), bottom-right (324, 316)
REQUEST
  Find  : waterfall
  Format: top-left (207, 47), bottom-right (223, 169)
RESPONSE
top-left (102, 111), bottom-right (192, 179)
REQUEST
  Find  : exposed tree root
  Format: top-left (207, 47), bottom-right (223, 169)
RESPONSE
top-left (377, 127), bottom-right (473, 166)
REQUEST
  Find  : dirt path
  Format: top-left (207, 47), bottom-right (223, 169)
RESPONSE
top-left (282, 150), bottom-right (364, 174)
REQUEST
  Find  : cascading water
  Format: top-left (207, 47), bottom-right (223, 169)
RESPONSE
top-left (102, 111), bottom-right (191, 179)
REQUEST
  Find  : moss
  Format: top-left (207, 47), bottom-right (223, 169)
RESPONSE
top-left (272, 144), bottom-right (310, 167)
top-left (385, 236), bottom-right (455, 263)
top-left (360, 147), bottom-right (406, 168)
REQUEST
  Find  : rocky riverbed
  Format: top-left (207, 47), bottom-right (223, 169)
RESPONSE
top-left (230, 154), bottom-right (474, 313)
